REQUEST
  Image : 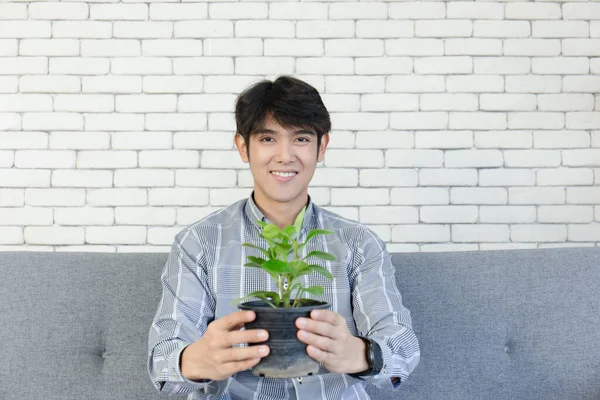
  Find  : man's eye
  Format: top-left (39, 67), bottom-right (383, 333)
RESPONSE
top-left (297, 137), bottom-right (310, 142)
top-left (261, 136), bottom-right (274, 142)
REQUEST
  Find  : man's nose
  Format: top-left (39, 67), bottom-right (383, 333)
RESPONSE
top-left (275, 141), bottom-right (295, 162)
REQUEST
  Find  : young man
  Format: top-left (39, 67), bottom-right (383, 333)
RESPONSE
top-left (147, 76), bottom-right (420, 399)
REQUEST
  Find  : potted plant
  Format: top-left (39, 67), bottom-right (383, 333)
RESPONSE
top-left (231, 206), bottom-right (336, 378)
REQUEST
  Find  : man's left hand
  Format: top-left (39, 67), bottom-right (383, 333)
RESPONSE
top-left (295, 310), bottom-right (369, 375)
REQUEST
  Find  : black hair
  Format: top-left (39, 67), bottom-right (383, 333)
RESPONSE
top-left (234, 75), bottom-right (331, 155)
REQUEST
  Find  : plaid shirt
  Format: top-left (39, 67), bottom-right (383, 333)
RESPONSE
top-left (147, 192), bottom-right (420, 399)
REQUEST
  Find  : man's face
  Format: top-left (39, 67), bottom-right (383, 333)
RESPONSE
top-left (235, 115), bottom-right (329, 207)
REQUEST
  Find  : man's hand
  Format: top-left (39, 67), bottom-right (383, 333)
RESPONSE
top-left (181, 311), bottom-right (270, 382)
top-left (295, 310), bottom-right (369, 375)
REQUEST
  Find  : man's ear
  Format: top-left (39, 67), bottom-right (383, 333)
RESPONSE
top-left (234, 133), bottom-right (249, 163)
top-left (317, 132), bottom-right (330, 163)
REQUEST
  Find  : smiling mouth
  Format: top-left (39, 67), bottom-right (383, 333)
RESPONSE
top-left (270, 171), bottom-right (298, 182)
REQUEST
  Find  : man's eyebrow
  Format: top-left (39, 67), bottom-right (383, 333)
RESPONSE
top-left (253, 128), bottom-right (316, 135)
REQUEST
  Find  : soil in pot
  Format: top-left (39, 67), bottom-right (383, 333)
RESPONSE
top-left (238, 300), bottom-right (330, 379)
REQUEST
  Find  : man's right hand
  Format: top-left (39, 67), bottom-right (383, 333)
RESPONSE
top-left (180, 311), bottom-right (270, 382)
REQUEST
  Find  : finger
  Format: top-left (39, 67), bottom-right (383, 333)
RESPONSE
top-left (297, 329), bottom-right (335, 353)
top-left (220, 344), bottom-right (270, 363)
top-left (214, 311), bottom-right (255, 331)
top-left (311, 310), bottom-right (340, 326)
top-left (306, 344), bottom-right (328, 364)
top-left (223, 357), bottom-right (262, 376)
top-left (296, 317), bottom-right (336, 339)
top-left (225, 329), bottom-right (269, 347)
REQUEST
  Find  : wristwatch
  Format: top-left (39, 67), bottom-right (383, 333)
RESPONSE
top-left (347, 336), bottom-right (383, 378)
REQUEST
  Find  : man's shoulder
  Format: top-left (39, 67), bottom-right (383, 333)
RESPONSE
top-left (174, 198), bottom-right (246, 243)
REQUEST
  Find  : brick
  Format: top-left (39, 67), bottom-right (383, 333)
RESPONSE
top-left (0, 132), bottom-right (48, 149)
top-left (539, 205), bottom-right (593, 223)
top-left (505, 2), bottom-right (561, 19)
top-left (0, 3), bottom-right (27, 19)
top-left (52, 170), bottom-right (112, 187)
top-left (117, 245), bottom-right (170, 253)
top-left (177, 206), bottom-right (218, 224)
top-left (0, 188), bottom-right (23, 206)
top-left (563, 39), bottom-right (600, 57)
top-left (357, 21), bottom-right (413, 38)
top-left (178, 94), bottom-right (236, 113)
top-left (450, 187), bottom-right (507, 205)
top-left (0, 207), bottom-right (52, 225)
top-left (331, 113), bottom-right (388, 132)
top-left (0, 40), bottom-right (17, 56)
top-left (563, 76), bottom-right (600, 93)
top-left (533, 57), bottom-right (588, 74)
top-left (450, 112), bottom-right (507, 130)
top-left (297, 21), bottom-right (355, 38)
top-left (538, 94), bottom-right (594, 112)
top-left (356, 131), bottom-right (413, 149)
top-left (208, 113), bottom-right (235, 131)
top-left (175, 21), bottom-right (233, 38)
top-left (387, 244), bottom-right (422, 253)
top-left (20, 76), bottom-right (81, 94)
top-left (331, 188), bottom-right (388, 206)
top-left (55, 207), bottom-right (114, 226)
top-left (143, 76), bottom-right (202, 93)
top-left (146, 113), bottom-right (207, 132)
top-left (474, 21), bottom-right (530, 38)
top-left (323, 150), bottom-right (383, 168)
top-left (509, 112), bottom-right (564, 129)
top-left (83, 76), bottom-right (141, 94)
top-left (392, 225), bottom-right (450, 243)
top-left (146, 227), bottom-right (182, 246)
top-left (445, 150), bottom-right (503, 168)
top-left (149, 188), bottom-right (208, 206)
top-left (29, 2), bottom-right (88, 20)
top-left (15, 150), bottom-right (75, 169)
top-left (594, 131), bottom-right (600, 147)
top-left (533, 21), bottom-right (588, 38)
top-left (506, 75), bottom-right (561, 93)
top-left (592, 22), bottom-right (600, 38)
top-left (480, 94), bottom-right (536, 111)
top-left (480, 243), bottom-right (537, 250)
top-left (20, 39), bottom-right (79, 56)
top-left (235, 57), bottom-right (294, 74)
top-left (53, 21), bottom-right (111, 39)
top-left (209, 3), bottom-right (267, 19)
top-left (200, 150), bottom-right (245, 169)
top-left (114, 169), bottom-right (174, 187)
top-left (385, 149), bottom-right (442, 168)
top-left (539, 243), bottom-right (596, 249)
top-left (512, 225), bottom-right (567, 243)
top-left (173, 132), bottom-right (233, 150)
top-left (23, 113), bottom-right (83, 131)
top-left (416, 131), bottom-right (472, 149)
top-left (90, 4), bottom-right (148, 20)
top-left (446, 75), bottom-right (504, 93)
top-left (0, 150), bottom-right (13, 167)
top-left (264, 39), bottom-right (323, 57)
top-left (447, 2), bottom-right (504, 19)
top-left (563, 2), bottom-right (600, 20)
top-left (505, 150), bottom-right (561, 168)
top-left (391, 187), bottom-right (449, 205)
top-left (55, 94), bottom-right (113, 113)
top-left (421, 244), bottom-right (479, 252)
top-left (569, 223), bottom-right (600, 241)
top-left (115, 207), bottom-right (175, 225)
top-left (387, 75), bottom-right (444, 93)
top-left (415, 56), bottom-right (472, 74)
top-left (77, 151), bottom-right (136, 169)
top-left (306, 168), bottom-right (357, 187)
top-left (295, 58), bottom-right (353, 75)
top-left (330, 3), bottom-right (386, 19)
top-left (563, 149), bottom-right (600, 167)
top-left (360, 206), bottom-right (417, 224)
top-left (50, 58), bottom-right (109, 75)
top-left (421, 206), bottom-right (478, 223)
top-left (270, 3), bottom-right (327, 20)
top-left (236, 21), bottom-right (294, 38)
top-left (25, 188), bottom-right (85, 206)
top-left (50, 131), bottom-right (109, 150)
top-left (209, 188), bottom-right (252, 206)
top-left (391, 112), bottom-right (448, 130)
top-left (140, 150), bottom-right (199, 168)
top-left (174, 57), bottom-right (232, 75)
top-left (386, 39), bottom-right (444, 56)
top-left (0, 21), bottom-right (51, 38)
top-left (362, 94), bottom-right (417, 112)
top-left (475, 57), bottom-right (530, 74)
top-left (480, 206), bottom-right (536, 223)
top-left (359, 169), bottom-right (418, 187)
top-left (113, 22), bottom-right (173, 39)
top-left (567, 112), bottom-right (600, 130)
top-left (420, 169), bottom-right (478, 186)
top-left (509, 187), bottom-right (565, 205)
top-left (504, 39), bottom-right (560, 56)
top-left (534, 131), bottom-right (590, 149)
top-left (56, 246), bottom-right (115, 253)
top-left (538, 168), bottom-right (593, 186)
top-left (322, 207), bottom-right (359, 222)
top-left (144, 40), bottom-right (203, 58)
top-left (0, 114), bottom-right (21, 130)
top-left (326, 76), bottom-right (385, 94)
top-left (445, 39), bottom-right (502, 56)
top-left (0, 227), bottom-right (23, 244)
top-left (112, 132), bottom-right (171, 150)
top-left (322, 94), bottom-right (360, 112)
top-left (567, 187), bottom-right (600, 204)
top-left (421, 94), bottom-right (477, 111)
top-left (204, 39), bottom-right (261, 56)
top-left (149, 3), bottom-right (207, 20)
top-left (453, 225), bottom-right (509, 242)
top-left (81, 40), bottom-right (140, 57)
top-left (0, 94), bottom-right (52, 112)
top-left (389, 3), bottom-right (445, 19)
top-left (327, 131), bottom-right (355, 148)
top-left (325, 39), bottom-right (383, 57)
top-left (85, 113), bottom-right (144, 131)
top-left (479, 169), bottom-right (535, 186)
top-left (116, 94), bottom-right (175, 113)
top-left (87, 188), bottom-right (147, 206)
top-left (416, 20), bottom-right (472, 38)
top-left (0, 57), bottom-right (47, 75)
top-left (26, 227), bottom-right (85, 245)
top-left (86, 227), bottom-right (146, 245)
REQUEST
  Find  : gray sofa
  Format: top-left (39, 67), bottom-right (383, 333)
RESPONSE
top-left (1, 247), bottom-right (599, 400)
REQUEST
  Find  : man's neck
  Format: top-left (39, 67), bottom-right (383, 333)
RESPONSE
top-left (253, 192), bottom-right (308, 230)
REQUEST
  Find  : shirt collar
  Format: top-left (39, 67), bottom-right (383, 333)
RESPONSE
top-left (244, 191), bottom-right (317, 233)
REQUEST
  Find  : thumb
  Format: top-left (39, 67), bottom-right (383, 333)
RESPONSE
top-left (213, 310), bottom-right (255, 332)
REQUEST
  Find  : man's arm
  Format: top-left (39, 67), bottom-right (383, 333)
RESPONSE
top-left (349, 228), bottom-right (421, 389)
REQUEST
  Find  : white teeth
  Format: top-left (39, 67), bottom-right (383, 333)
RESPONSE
top-left (271, 171), bottom-right (297, 177)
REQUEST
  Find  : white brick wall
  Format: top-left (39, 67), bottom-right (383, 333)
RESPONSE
top-left (1, 1), bottom-right (599, 252)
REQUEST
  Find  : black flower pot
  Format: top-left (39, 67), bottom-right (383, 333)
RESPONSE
top-left (238, 300), bottom-right (330, 378)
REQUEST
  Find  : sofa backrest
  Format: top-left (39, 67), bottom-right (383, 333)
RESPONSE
top-left (1, 247), bottom-right (598, 400)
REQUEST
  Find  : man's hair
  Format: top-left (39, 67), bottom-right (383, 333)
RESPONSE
top-left (234, 75), bottom-right (331, 154)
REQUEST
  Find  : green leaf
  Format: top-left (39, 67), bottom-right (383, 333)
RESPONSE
top-left (303, 229), bottom-right (334, 245)
top-left (304, 250), bottom-right (337, 262)
top-left (293, 206), bottom-right (306, 235)
top-left (262, 259), bottom-right (292, 274)
top-left (242, 243), bottom-right (270, 258)
top-left (230, 291), bottom-right (280, 308)
top-left (306, 264), bottom-right (333, 280)
top-left (246, 256), bottom-right (266, 265)
top-left (243, 262), bottom-right (264, 269)
top-left (262, 224), bottom-right (280, 240)
top-left (282, 225), bottom-right (296, 240)
top-left (302, 285), bottom-right (324, 297)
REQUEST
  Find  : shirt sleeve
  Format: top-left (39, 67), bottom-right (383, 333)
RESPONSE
top-left (147, 228), bottom-right (216, 395)
top-left (349, 228), bottom-right (421, 390)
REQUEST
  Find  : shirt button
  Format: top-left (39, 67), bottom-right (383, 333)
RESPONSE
top-left (297, 377), bottom-right (303, 383)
